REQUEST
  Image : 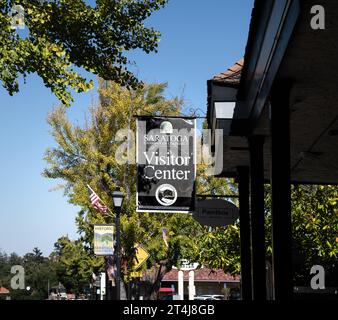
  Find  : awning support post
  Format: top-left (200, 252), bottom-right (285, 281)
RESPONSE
top-left (270, 81), bottom-right (293, 300)
top-left (237, 166), bottom-right (252, 300)
top-left (249, 135), bottom-right (266, 300)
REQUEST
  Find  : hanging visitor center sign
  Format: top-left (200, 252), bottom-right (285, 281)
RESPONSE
top-left (136, 116), bottom-right (196, 213)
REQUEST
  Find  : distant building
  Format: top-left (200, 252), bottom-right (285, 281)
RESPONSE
top-left (160, 268), bottom-right (240, 299)
top-left (0, 287), bottom-right (9, 294)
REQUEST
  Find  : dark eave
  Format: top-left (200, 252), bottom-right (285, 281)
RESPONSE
top-left (234, 0), bottom-right (300, 133)
top-left (207, 0), bottom-right (338, 184)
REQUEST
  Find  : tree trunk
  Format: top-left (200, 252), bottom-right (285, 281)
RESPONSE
top-left (144, 262), bottom-right (169, 300)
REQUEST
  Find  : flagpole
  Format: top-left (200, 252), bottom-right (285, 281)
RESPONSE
top-left (87, 184), bottom-right (118, 300)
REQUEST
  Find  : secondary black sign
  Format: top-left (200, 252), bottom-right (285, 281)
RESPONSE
top-left (193, 199), bottom-right (239, 227)
top-left (136, 116), bottom-right (196, 213)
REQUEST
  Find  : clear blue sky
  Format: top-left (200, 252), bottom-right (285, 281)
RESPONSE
top-left (0, 0), bottom-right (253, 256)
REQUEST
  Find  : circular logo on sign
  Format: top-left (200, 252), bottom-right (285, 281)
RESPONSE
top-left (155, 184), bottom-right (177, 206)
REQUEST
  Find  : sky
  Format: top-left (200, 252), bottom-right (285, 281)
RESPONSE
top-left (0, 0), bottom-right (253, 256)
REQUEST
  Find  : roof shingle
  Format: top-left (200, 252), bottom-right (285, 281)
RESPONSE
top-left (0, 287), bottom-right (10, 294)
top-left (212, 58), bottom-right (244, 85)
top-left (162, 268), bottom-right (240, 282)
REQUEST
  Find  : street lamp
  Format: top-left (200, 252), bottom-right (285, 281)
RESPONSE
top-left (112, 190), bottom-right (124, 300)
top-left (112, 190), bottom-right (124, 208)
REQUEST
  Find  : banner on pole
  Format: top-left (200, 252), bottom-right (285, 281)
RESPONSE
top-left (93, 225), bottom-right (114, 256)
top-left (136, 116), bottom-right (196, 213)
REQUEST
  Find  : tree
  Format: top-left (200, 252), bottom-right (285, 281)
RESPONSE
top-left (0, 0), bottom-right (167, 105)
top-left (52, 236), bottom-right (102, 295)
top-left (194, 161), bottom-right (241, 274)
top-left (137, 212), bottom-right (204, 299)
top-left (0, 248), bottom-right (60, 300)
top-left (287, 185), bottom-right (338, 286)
top-left (0, 251), bottom-right (12, 289)
top-left (44, 80), bottom-right (205, 299)
top-left (194, 156), bottom-right (338, 286)
top-left (0, 251), bottom-right (28, 300)
top-left (203, 183), bottom-right (338, 286)
top-left (23, 247), bottom-right (59, 299)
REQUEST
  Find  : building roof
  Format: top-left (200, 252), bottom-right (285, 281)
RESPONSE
top-left (159, 287), bottom-right (174, 292)
top-left (162, 268), bottom-right (240, 282)
top-left (0, 287), bottom-right (10, 294)
top-left (206, 58), bottom-right (244, 127)
top-left (211, 58), bottom-right (244, 85)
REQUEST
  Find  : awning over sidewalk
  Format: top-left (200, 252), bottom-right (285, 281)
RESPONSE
top-left (208, 0), bottom-right (338, 184)
top-left (206, 0), bottom-right (338, 301)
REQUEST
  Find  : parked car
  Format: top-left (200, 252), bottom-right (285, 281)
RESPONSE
top-left (160, 294), bottom-right (174, 300)
top-left (229, 291), bottom-right (241, 300)
top-left (194, 295), bottom-right (225, 300)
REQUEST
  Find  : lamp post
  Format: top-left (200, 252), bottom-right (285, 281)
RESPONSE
top-left (112, 190), bottom-right (124, 300)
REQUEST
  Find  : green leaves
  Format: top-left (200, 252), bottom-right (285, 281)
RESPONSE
top-left (291, 185), bottom-right (338, 262)
top-left (0, 0), bottom-right (168, 105)
top-left (197, 224), bottom-right (241, 274)
top-left (53, 236), bottom-right (103, 293)
top-left (264, 184), bottom-right (338, 285)
top-left (44, 80), bottom-right (184, 295)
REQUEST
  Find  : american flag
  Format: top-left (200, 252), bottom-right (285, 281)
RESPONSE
top-left (87, 185), bottom-right (108, 213)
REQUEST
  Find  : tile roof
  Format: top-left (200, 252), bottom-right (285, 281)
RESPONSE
top-left (162, 268), bottom-right (240, 282)
top-left (211, 58), bottom-right (244, 85)
top-left (0, 287), bottom-right (10, 294)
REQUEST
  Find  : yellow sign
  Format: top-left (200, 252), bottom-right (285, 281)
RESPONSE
top-left (133, 244), bottom-right (150, 271)
top-left (130, 271), bottom-right (144, 278)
